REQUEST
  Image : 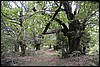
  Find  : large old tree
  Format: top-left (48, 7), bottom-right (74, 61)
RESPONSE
top-left (42, 1), bottom-right (99, 54)
top-left (1, 1), bottom-right (99, 57)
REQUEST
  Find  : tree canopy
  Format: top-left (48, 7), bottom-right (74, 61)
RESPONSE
top-left (1, 1), bottom-right (99, 57)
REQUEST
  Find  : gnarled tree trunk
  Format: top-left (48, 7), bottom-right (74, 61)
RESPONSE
top-left (68, 36), bottom-right (82, 53)
top-left (67, 20), bottom-right (84, 53)
top-left (42, 1), bottom-right (89, 55)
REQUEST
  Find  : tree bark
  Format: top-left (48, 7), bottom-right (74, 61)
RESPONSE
top-left (36, 44), bottom-right (40, 50)
top-left (42, 1), bottom-right (86, 55)
top-left (18, 41), bottom-right (26, 56)
top-left (68, 36), bottom-right (82, 53)
top-left (49, 44), bottom-right (52, 49)
top-left (82, 46), bottom-right (86, 55)
top-left (14, 43), bottom-right (19, 52)
top-left (67, 20), bottom-right (83, 53)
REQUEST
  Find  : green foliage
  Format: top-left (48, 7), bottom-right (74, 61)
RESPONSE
top-left (80, 31), bottom-right (91, 47)
top-left (1, 1), bottom-right (99, 57)
top-left (55, 26), bottom-right (69, 58)
top-left (56, 26), bottom-right (68, 49)
top-left (1, 32), bottom-right (14, 56)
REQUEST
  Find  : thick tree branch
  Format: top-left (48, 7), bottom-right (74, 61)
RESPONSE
top-left (42, 28), bottom-right (62, 34)
top-left (1, 12), bottom-right (17, 20)
top-left (62, 1), bottom-right (74, 20)
top-left (54, 1), bottom-right (59, 7)
top-left (42, 9), bottom-right (69, 35)
top-left (54, 18), bottom-right (69, 34)
top-left (51, 2), bottom-right (62, 21)
top-left (1, 11), bottom-right (37, 24)
top-left (43, 29), bottom-right (57, 34)
top-left (42, 15), bottom-right (69, 35)
top-left (19, 10), bottom-right (23, 27)
top-left (10, 21), bottom-right (20, 25)
top-left (42, 2), bottom-right (62, 34)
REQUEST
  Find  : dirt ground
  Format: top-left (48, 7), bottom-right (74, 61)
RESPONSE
top-left (1, 49), bottom-right (99, 66)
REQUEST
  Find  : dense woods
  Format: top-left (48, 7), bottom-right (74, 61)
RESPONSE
top-left (1, 1), bottom-right (99, 66)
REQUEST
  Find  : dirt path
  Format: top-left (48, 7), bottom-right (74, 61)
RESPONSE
top-left (11, 49), bottom-right (60, 66)
top-left (3, 49), bottom-right (99, 66)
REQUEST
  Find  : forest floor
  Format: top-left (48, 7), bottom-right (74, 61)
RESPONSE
top-left (1, 48), bottom-right (99, 66)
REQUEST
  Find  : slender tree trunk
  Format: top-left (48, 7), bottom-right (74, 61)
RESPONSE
top-left (18, 41), bottom-right (26, 56)
top-left (15, 44), bottom-right (19, 52)
top-left (36, 44), bottom-right (40, 50)
top-left (14, 41), bottom-right (19, 52)
top-left (20, 45), bottom-right (26, 56)
top-left (82, 46), bottom-right (86, 55)
top-left (49, 44), bottom-right (51, 49)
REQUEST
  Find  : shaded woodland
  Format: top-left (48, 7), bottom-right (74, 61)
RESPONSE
top-left (1, 1), bottom-right (99, 66)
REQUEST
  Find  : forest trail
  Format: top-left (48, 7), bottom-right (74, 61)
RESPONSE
top-left (14, 49), bottom-right (60, 66)
top-left (2, 49), bottom-right (99, 66)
